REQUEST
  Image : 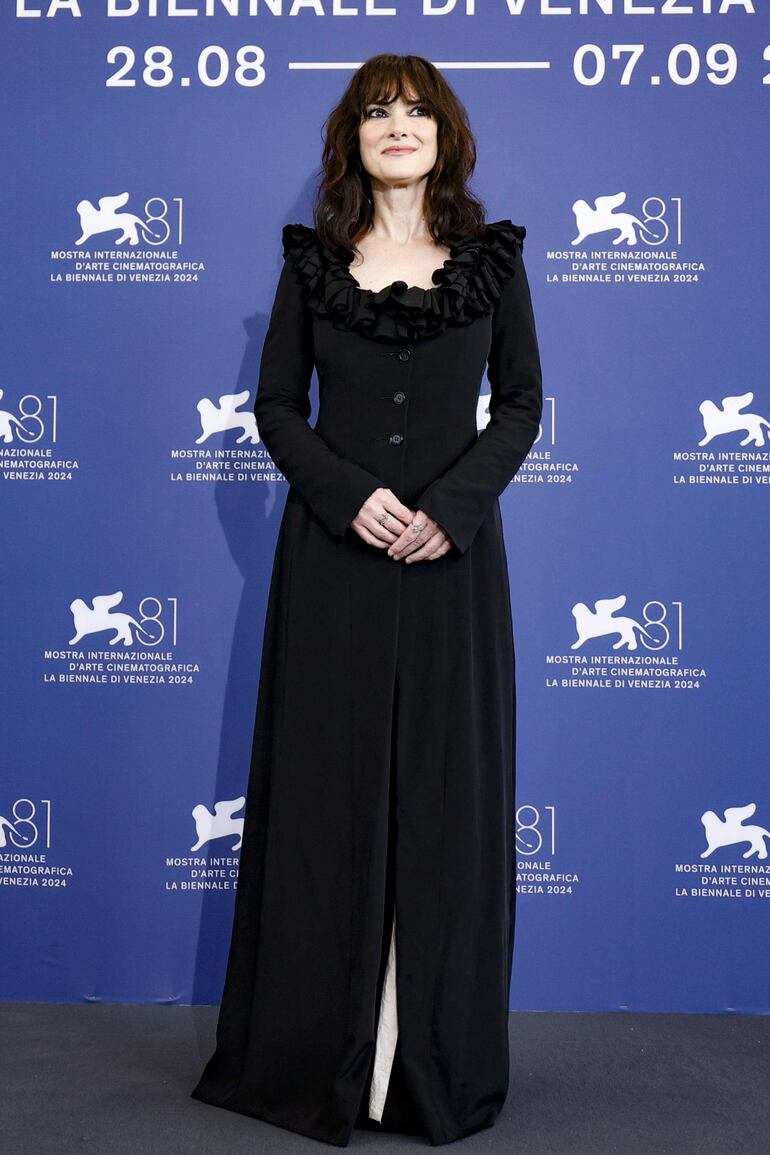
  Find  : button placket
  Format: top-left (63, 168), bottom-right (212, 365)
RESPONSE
top-left (387, 344), bottom-right (413, 455)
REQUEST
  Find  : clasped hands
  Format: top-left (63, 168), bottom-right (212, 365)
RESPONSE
top-left (351, 487), bottom-right (454, 563)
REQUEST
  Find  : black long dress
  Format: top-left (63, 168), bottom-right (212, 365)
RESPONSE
top-left (190, 219), bottom-right (543, 1147)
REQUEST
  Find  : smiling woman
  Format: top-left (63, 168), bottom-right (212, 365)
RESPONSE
top-left (351, 91), bottom-right (454, 292)
top-left (191, 51), bottom-right (543, 1149)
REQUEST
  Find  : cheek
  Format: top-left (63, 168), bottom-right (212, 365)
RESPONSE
top-left (359, 124), bottom-right (379, 152)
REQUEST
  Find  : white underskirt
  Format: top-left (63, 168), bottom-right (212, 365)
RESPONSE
top-left (367, 907), bottom-right (399, 1121)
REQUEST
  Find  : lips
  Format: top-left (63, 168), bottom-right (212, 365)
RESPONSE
top-left (382, 147), bottom-right (416, 155)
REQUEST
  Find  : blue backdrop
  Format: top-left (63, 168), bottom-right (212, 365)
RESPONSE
top-left (2, 4), bottom-right (768, 1012)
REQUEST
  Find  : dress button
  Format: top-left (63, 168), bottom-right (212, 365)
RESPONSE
top-left (393, 391), bottom-right (406, 404)
top-left (389, 433), bottom-right (404, 445)
top-left (397, 348), bottom-right (412, 362)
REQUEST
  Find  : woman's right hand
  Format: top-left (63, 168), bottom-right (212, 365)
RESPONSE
top-left (350, 488), bottom-right (416, 550)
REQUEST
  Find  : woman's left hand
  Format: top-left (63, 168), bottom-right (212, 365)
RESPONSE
top-left (387, 510), bottom-right (454, 563)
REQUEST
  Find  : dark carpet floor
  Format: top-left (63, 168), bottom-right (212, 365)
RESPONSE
top-left (2, 1004), bottom-right (768, 1154)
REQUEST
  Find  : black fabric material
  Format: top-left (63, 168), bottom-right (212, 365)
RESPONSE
top-left (280, 218), bottom-right (524, 342)
top-left (354, 683), bottom-right (424, 1138)
top-left (190, 219), bottom-right (543, 1146)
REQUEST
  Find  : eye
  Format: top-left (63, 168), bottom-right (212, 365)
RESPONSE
top-left (363, 104), bottom-right (431, 118)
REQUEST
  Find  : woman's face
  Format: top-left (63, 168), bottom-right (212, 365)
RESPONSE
top-left (358, 91), bottom-right (438, 192)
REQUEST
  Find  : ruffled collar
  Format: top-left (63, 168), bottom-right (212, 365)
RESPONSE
top-left (281, 218), bottom-right (525, 342)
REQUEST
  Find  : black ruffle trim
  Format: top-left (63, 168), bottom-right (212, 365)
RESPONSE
top-left (280, 218), bottom-right (526, 342)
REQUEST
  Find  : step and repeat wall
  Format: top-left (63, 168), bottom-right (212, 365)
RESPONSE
top-left (2, 5), bottom-right (768, 1011)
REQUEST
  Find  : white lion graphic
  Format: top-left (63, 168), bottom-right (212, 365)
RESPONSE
top-left (701, 804), bottom-right (770, 861)
top-left (191, 797), bottom-right (246, 852)
top-left (571, 192), bottom-right (665, 246)
top-left (698, 392), bottom-right (770, 448)
top-left (196, 390), bottom-right (259, 445)
top-left (69, 591), bottom-right (158, 646)
top-left (571, 595), bottom-right (658, 651)
top-left (75, 192), bottom-right (164, 246)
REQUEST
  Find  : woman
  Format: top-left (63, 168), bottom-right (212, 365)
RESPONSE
top-left (191, 53), bottom-right (543, 1147)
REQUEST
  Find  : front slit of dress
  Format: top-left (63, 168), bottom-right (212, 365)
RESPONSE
top-left (367, 908), bottom-right (398, 1120)
top-left (366, 667), bottom-right (400, 1122)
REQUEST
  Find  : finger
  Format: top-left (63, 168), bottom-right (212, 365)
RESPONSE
top-left (352, 523), bottom-right (391, 549)
top-left (388, 532), bottom-right (421, 558)
top-left (359, 490), bottom-right (409, 527)
top-left (388, 496), bottom-right (417, 524)
top-left (365, 496), bottom-right (414, 543)
top-left (407, 538), bottom-right (446, 563)
top-left (387, 511), bottom-right (434, 555)
top-left (400, 530), bottom-right (445, 562)
top-left (366, 488), bottom-right (413, 526)
top-left (364, 515), bottom-right (402, 544)
top-left (389, 521), bottom-right (436, 559)
top-left (369, 503), bottom-right (416, 541)
top-left (410, 537), bottom-right (452, 563)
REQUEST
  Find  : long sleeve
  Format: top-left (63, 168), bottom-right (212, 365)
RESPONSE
top-left (414, 239), bottom-right (543, 554)
top-left (254, 254), bottom-right (387, 538)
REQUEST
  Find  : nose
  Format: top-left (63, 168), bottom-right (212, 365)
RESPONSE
top-left (388, 111), bottom-right (411, 136)
top-left (388, 124), bottom-right (410, 142)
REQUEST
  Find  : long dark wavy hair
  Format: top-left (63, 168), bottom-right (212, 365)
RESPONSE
top-left (312, 54), bottom-right (487, 259)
